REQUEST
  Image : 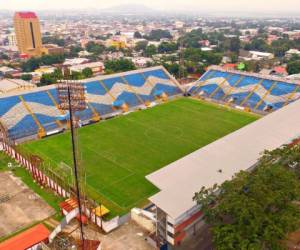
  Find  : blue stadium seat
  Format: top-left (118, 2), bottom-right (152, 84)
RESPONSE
top-left (143, 69), bottom-right (169, 80)
top-left (8, 115), bottom-right (38, 139)
top-left (271, 82), bottom-right (297, 96)
top-left (237, 76), bottom-right (259, 87)
top-left (124, 74), bottom-right (146, 87)
top-left (0, 96), bottom-right (21, 116)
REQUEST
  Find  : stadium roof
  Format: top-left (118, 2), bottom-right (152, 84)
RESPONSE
top-left (147, 99), bottom-right (300, 220)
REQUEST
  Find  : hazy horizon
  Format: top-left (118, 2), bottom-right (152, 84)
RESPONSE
top-left (1, 0), bottom-right (300, 13)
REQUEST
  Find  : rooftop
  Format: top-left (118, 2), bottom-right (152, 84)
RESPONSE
top-left (0, 224), bottom-right (50, 250)
top-left (147, 98), bottom-right (300, 220)
top-left (15, 12), bottom-right (37, 19)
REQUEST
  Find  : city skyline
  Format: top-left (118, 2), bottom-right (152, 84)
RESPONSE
top-left (2, 0), bottom-right (300, 13)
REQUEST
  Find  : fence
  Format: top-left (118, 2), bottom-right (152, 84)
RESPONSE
top-left (2, 142), bottom-right (70, 198)
top-left (1, 141), bottom-right (120, 233)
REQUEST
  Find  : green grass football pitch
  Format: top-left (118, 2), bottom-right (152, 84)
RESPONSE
top-left (20, 98), bottom-right (258, 217)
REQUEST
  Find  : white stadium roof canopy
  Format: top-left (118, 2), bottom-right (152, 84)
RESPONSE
top-left (147, 99), bottom-right (300, 220)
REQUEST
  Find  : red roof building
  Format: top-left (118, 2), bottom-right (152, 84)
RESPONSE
top-left (0, 224), bottom-right (50, 250)
top-left (15, 12), bottom-right (37, 19)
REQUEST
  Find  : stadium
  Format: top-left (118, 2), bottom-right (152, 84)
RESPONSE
top-left (0, 65), bottom-right (300, 246)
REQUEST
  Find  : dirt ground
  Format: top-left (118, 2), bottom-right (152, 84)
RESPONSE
top-left (70, 221), bottom-right (155, 250)
top-left (0, 171), bottom-right (55, 238)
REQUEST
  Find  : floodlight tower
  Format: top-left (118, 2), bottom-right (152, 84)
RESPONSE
top-left (56, 79), bottom-right (86, 247)
top-left (179, 27), bottom-right (186, 82)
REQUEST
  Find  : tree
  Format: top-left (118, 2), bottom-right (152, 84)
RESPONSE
top-left (134, 31), bottom-right (142, 39)
top-left (21, 54), bottom-right (65, 72)
top-left (229, 37), bottom-right (240, 53)
top-left (68, 46), bottom-right (82, 57)
top-left (135, 41), bottom-right (148, 52)
top-left (104, 58), bottom-right (136, 73)
top-left (21, 57), bottom-right (40, 72)
top-left (20, 74), bottom-right (32, 81)
top-left (157, 42), bottom-right (178, 54)
top-left (42, 36), bottom-right (65, 46)
top-left (86, 42), bottom-right (105, 55)
top-left (194, 144), bottom-right (300, 250)
top-left (0, 53), bottom-right (9, 60)
top-left (145, 45), bottom-right (157, 57)
top-left (147, 29), bottom-right (172, 41)
top-left (287, 61), bottom-right (300, 75)
top-left (180, 28), bottom-right (207, 48)
top-left (82, 67), bottom-right (93, 78)
top-left (39, 73), bottom-right (56, 86)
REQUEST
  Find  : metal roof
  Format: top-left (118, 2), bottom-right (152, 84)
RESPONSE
top-left (146, 99), bottom-right (300, 220)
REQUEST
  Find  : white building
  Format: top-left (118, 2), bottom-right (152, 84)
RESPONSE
top-left (130, 57), bottom-right (153, 68)
top-left (63, 58), bottom-right (90, 66)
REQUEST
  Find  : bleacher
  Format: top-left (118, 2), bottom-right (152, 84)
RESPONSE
top-left (189, 66), bottom-right (300, 112)
top-left (0, 66), bottom-right (182, 141)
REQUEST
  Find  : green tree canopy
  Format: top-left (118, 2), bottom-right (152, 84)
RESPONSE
top-left (135, 41), bottom-right (148, 52)
top-left (82, 67), bottom-right (93, 78)
top-left (21, 54), bottom-right (65, 72)
top-left (104, 58), bottom-right (136, 73)
top-left (134, 31), bottom-right (142, 39)
top-left (147, 29), bottom-right (172, 41)
top-left (194, 144), bottom-right (300, 250)
top-left (157, 42), bottom-right (178, 54)
top-left (145, 45), bottom-right (157, 57)
top-left (20, 74), bottom-right (33, 81)
top-left (86, 42), bottom-right (105, 55)
top-left (42, 36), bottom-right (65, 46)
top-left (287, 60), bottom-right (300, 75)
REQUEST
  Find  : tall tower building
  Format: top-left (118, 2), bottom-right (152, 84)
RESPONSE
top-left (14, 12), bottom-right (43, 57)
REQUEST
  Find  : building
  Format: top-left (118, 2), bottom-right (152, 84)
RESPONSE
top-left (131, 57), bottom-right (153, 68)
top-left (0, 78), bottom-right (34, 93)
top-left (249, 51), bottom-right (274, 60)
top-left (13, 12), bottom-right (43, 57)
top-left (146, 98), bottom-right (300, 247)
top-left (7, 33), bottom-right (17, 47)
top-left (69, 61), bottom-right (105, 75)
top-left (0, 224), bottom-right (50, 250)
top-left (63, 58), bottom-right (90, 66)
top-left (106, 36), bottom-right (127, 49)
top-left (285, 49), bottom-right (300, 59)
top-left (41, 44), bottom-right (64, 55)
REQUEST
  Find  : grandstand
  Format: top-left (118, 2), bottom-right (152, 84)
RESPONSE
top-left (189, 66), bottom-right (300, 113)
top-left (147, 97), bottom-right (300, 246)
top-left (0, 66), bottom-right (182, 141)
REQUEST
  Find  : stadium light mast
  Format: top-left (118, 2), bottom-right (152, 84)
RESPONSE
top-left (179, 27), bottom-right (186, 82)
top-left (56, 78), bottom-right (86, 248)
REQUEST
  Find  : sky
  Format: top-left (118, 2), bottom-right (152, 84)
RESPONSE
top-left (1, 0), bottom-right (300, 12)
